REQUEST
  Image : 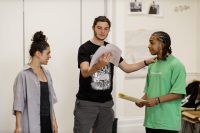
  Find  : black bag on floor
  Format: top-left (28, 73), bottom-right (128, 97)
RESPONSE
top-left (182, 81), bottom-right (200, 110)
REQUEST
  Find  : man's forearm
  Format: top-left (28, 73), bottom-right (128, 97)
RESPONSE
top-left (81, 64), bottom-right (99, 78)
top-left (158, 93), bottom-right (183, 103)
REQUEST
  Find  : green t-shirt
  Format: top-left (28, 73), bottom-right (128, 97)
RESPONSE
top-left (144, 55), bottom-right (186, 131)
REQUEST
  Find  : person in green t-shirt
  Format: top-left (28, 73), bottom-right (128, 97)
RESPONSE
top-left (136, 31), bottom-right (186, 133)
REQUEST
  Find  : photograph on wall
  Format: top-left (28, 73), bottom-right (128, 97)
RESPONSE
top-left (149, 1), bottom-right (159, 14)
top-left (147, 0), bottom-right (163, 17)
top-left (128, 0), bottom-right (144, 14)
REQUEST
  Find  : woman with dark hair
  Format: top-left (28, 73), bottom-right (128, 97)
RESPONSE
top-left (136, 31), bottom-right (186, 133)
top-left (13, 31), bottom-right (58, 133)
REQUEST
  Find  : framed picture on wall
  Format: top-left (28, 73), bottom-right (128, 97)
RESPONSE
top-left (128, 0), bottom-right (163, 16)
top-left (128, 0), bottom-right (144, 15)
top-left (147, 0), bottom-right (163, 17)
top-left (149, 1), bottom-right (159, 14)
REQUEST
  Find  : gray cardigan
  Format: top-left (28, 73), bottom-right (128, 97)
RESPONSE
top-left (13, 65), bottom-right (57, 133)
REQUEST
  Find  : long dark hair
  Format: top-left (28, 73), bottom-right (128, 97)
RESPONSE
top-left (152, 31), bottom-right (172, 60)
top-left (29, 31), bottom-right (49, 57)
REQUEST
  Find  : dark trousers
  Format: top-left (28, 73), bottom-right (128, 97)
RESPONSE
top-left (73, 99), bottom-right (114, 133)
top-left (146, 128), bottom-right (178, 133)
top-left (41, 115), bottom-right (52, 133)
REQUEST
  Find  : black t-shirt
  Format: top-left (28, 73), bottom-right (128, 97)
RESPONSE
top-left (77, 40), bottom-right (123, 103)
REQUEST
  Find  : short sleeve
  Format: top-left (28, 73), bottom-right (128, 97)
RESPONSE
top-left (170, 62), bottom-right (186, 95)
top-left (78, 45), bottom-right (90, 68)
top-left (13, 72), bottom-right (26, 115)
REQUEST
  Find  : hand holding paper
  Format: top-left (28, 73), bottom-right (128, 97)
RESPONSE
top-left (118, 93), bottom-right (146, 103)
top-left (95, 52), bottom-right (112, 70)
top-left (90, 44), bottom-right (122, 68)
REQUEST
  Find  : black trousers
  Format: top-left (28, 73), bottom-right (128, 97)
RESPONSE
top-left (146, 128), bottom-right (178, 133)
top-left (41, 115), bottom-right (52, 133)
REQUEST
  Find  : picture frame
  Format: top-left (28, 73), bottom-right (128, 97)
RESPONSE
top-left (128, 0), bottom-right (163, 17)
top-left (128, 0), bottom-right (145, 15)
top-left (147, 0), bottom-right (163, 17)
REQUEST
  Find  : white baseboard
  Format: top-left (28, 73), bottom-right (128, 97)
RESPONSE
top-left (117, 116), bottom-right (145, 133)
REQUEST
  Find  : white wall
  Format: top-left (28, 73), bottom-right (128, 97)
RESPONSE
top-left (0, 0), bottom-right (23, 132)
top-left (81, 0), bottom-right (106, 43)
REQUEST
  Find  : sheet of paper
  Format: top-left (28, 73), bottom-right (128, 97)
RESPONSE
top-left (89, 46), bottom-right (106, 68)
top-left (89, 44), bottom-right (122, 68)
top-left (105, 44), bottom-right (122, 66)
top-left (118, 93), bottom-right (146, 103)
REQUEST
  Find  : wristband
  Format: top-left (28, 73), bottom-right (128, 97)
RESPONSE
top-left (157, 97), bottom-right (161, 103)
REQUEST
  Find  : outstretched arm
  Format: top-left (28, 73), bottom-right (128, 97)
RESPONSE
top-left (119, 57), bottom-right (156, 73)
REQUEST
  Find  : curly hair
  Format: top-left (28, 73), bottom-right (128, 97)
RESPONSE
top-left (29, 31), bottom-right (49, 57)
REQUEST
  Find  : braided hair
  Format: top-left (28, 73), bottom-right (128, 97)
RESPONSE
top-left (29, 31), bottom-right (49, 57)
top-left (152, 31), bottom-right (172, 60)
